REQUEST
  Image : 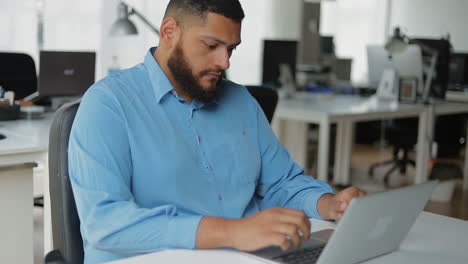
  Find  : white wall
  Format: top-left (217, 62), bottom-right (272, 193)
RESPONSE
top-left (0, 0), bottom-right (102, 76)
top-left (229, 0), bottom-right (303, 85)
top-left (320, 0), bottom-right (389, 85)
top-left (101, 0), bottom-right (304, 85)
top-left (390, 0), bottom-right (468, 52)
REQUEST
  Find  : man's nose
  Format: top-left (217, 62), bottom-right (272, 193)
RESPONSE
top-left (214, 48), bottom-right (230, 70)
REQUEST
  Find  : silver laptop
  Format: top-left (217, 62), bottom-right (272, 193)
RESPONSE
top-left (246, 181), bottom-right (437, 264)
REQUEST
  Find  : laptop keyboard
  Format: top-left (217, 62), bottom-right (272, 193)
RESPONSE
top-left (273, 246), bottom-right (325, 264)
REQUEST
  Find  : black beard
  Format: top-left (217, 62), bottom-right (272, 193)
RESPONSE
top-left (167, 42), bottom-right (221, 103)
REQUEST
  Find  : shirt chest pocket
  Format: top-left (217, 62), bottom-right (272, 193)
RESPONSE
top-left (209, 133), bottom-right (260, 184)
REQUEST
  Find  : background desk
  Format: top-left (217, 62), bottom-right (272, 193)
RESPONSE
top-left (108, 211), bottom-right (468, 264)
top-left (272, 94), bottom-right (468, 190)
top-left (0, 114), bottom-right (54, 263)
top-left (272, 94), bottom-right (426, 186)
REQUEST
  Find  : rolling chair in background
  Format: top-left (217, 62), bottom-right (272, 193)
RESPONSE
top-left (0, 52), bottom-right (37, 99)
top-left (368, 118), bottom-right (418, 185)
top-left (45, 100), bottom-right (83, 264)
top-left (246, 85), bottom-right (279, 124)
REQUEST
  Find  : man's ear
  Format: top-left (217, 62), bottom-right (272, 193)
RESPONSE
top-left (159, 17), bottom-right (179, 48)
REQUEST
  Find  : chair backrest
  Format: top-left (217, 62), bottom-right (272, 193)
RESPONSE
top-left (48, 100), bottom-right (83, 264)
top-left (0, 52), bottom-right (37, 99)
top-left (246, 86), bottom-right (279, 124)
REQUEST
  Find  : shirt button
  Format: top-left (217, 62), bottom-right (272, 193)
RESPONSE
top-left (218, 194), bottom-right (223, 201)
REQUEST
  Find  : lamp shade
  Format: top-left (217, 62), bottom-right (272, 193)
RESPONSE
top-left (110, 2), bottom-right (138, 36)
top-left (110, 18), bottom-right (138, 36)
top-left (385, 27), bottom-right (408, 54)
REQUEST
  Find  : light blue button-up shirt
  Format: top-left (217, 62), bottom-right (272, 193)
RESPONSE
top-left (68, 47), bottom-right (333, 263)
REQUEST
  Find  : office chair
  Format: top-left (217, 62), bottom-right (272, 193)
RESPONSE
top-left (0, 52), bottom-right (45, 206)
top-left (45, 100), bottom-right (83, 264)
top-left (0, 52), bottom-right (37, 99)
top-left (246, 85), bottom-right (279, 124)
top-left (368, 118), bottom-right (418, 185)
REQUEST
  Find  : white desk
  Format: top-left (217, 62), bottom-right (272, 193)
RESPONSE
top-left (107, 211), bottom-right (468, 264)
top-left (0, 114), bottom-right (54, 263)
top-left (272, 93), bottom-right (426, 186)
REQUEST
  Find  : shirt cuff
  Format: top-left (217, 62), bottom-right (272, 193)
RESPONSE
top-left (304, 191), bottom-right (334, 220)
top-left (167, 215), bottom-right (203, 249)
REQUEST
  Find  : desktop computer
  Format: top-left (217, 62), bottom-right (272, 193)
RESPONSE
top-left (367, 45), bottom-right (424, 100)
top-left (261, 40), bottom-right (298, 88)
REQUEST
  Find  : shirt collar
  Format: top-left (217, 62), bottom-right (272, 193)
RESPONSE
top-left (144, 47), bottom-right (174, 103)
top-left (144, 47), bottom-right (221, 105)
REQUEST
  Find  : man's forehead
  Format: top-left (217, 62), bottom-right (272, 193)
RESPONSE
top-left (190, 13), bottom-right (241, 44)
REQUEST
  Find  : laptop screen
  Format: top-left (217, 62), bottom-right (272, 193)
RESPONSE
top-left (38, 51), bottom-right (95, 96)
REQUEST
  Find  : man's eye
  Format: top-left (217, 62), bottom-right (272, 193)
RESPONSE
top-left (206, 43), bottom-right (217, 49)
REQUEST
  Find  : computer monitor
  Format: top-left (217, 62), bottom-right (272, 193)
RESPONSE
top-left (262, 40), bottom-right (298, 88)
top-left (367, 45), bottom-right (423, 94)
top-left (38, 51), bottom-right (96, 97)
top-left (448, 53), bottom-right (468, 91)
top-left (410, 38), bottom-right (451, 99)
top-left (320, 36), bottom-right (335, 56)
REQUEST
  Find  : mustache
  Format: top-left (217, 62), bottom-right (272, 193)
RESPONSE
top-left (199, 69), bottom-right (224, 76)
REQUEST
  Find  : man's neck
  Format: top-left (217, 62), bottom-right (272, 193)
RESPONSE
top-left (153, 48), bottom-right (193, 103)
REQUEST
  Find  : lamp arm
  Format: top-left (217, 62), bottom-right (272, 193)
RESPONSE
top-left (422, 52), bottom-right (438, 102)
top-left (129, 8), bottom-right (160, 36)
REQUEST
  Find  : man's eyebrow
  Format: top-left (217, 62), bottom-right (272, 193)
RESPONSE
top-left (200, 35), bottom-right (241, 47)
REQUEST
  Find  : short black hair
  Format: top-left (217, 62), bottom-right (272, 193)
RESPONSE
top-left (164, 0), bottom-right (245, 24)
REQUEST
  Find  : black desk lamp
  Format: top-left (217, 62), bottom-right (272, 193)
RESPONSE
top-left (110, 1), bottom-right (160, 36)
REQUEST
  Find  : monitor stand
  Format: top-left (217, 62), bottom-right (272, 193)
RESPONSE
top-left (50, 96), bottom-right (81, 111)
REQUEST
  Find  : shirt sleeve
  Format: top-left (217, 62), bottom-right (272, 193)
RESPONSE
top-left (68, 85), bottom-right (202, 255)
top-left (253, 101), bottom-right (334, 220)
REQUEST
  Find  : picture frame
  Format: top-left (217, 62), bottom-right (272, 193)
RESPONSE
top-left (399, 76), bottom-right (418, 102)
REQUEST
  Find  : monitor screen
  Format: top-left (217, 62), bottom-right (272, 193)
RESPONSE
top-left (448, 53), bottom-right (468, 91)
top-left (38, 51), bottom-right (96, 97)
top-left (262, 40), bottom-right (298, 88)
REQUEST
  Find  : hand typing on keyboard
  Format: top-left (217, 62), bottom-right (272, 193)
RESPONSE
top-left (227, 207), bottom-right (311, 252)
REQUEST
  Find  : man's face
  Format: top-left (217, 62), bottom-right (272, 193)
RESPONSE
top-left (167, 13), bottom-right (241, 103)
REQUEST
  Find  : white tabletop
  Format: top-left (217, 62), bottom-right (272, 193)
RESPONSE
top-left (0, 113), bottom-right (54, 157)
top-left (275, 93), bottom-right (425, 123)
top-left (107, 211), bottom-right (468, 264)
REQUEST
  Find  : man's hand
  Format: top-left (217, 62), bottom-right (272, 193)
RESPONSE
top-left (196, 207), bottom-right (311, 251)
top-left (228, 207), bottom-right (311, 252)
top-left (318, 186), bottom-right (366, 221)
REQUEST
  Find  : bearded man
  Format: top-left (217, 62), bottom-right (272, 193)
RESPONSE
top-left (69, 1), bottom-right (365, 263)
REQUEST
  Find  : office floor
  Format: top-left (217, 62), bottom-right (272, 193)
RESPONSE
top-left (33, 144), bottom-right (468, 263)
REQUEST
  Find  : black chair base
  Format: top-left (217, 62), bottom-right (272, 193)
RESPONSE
top-left (369, 147), bottom-right (415, 185)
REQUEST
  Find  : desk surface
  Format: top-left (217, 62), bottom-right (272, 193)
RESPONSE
top-left (108, 212), bottom-right (468, 264)
top-left (275, 94), bottom-right (427, 123)
top-left (0, 113), bottom-right (54, 157)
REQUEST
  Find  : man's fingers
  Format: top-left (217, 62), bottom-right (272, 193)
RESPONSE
top-left (272, 224), bottom-right (306, 248)
top-left (270, 233), bottom-right (291, 251)
top-left (277, 214), bottom-right (310, 240)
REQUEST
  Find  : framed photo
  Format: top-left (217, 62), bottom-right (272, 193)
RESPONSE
top-left (399, 76), bottom-right (418, 102)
